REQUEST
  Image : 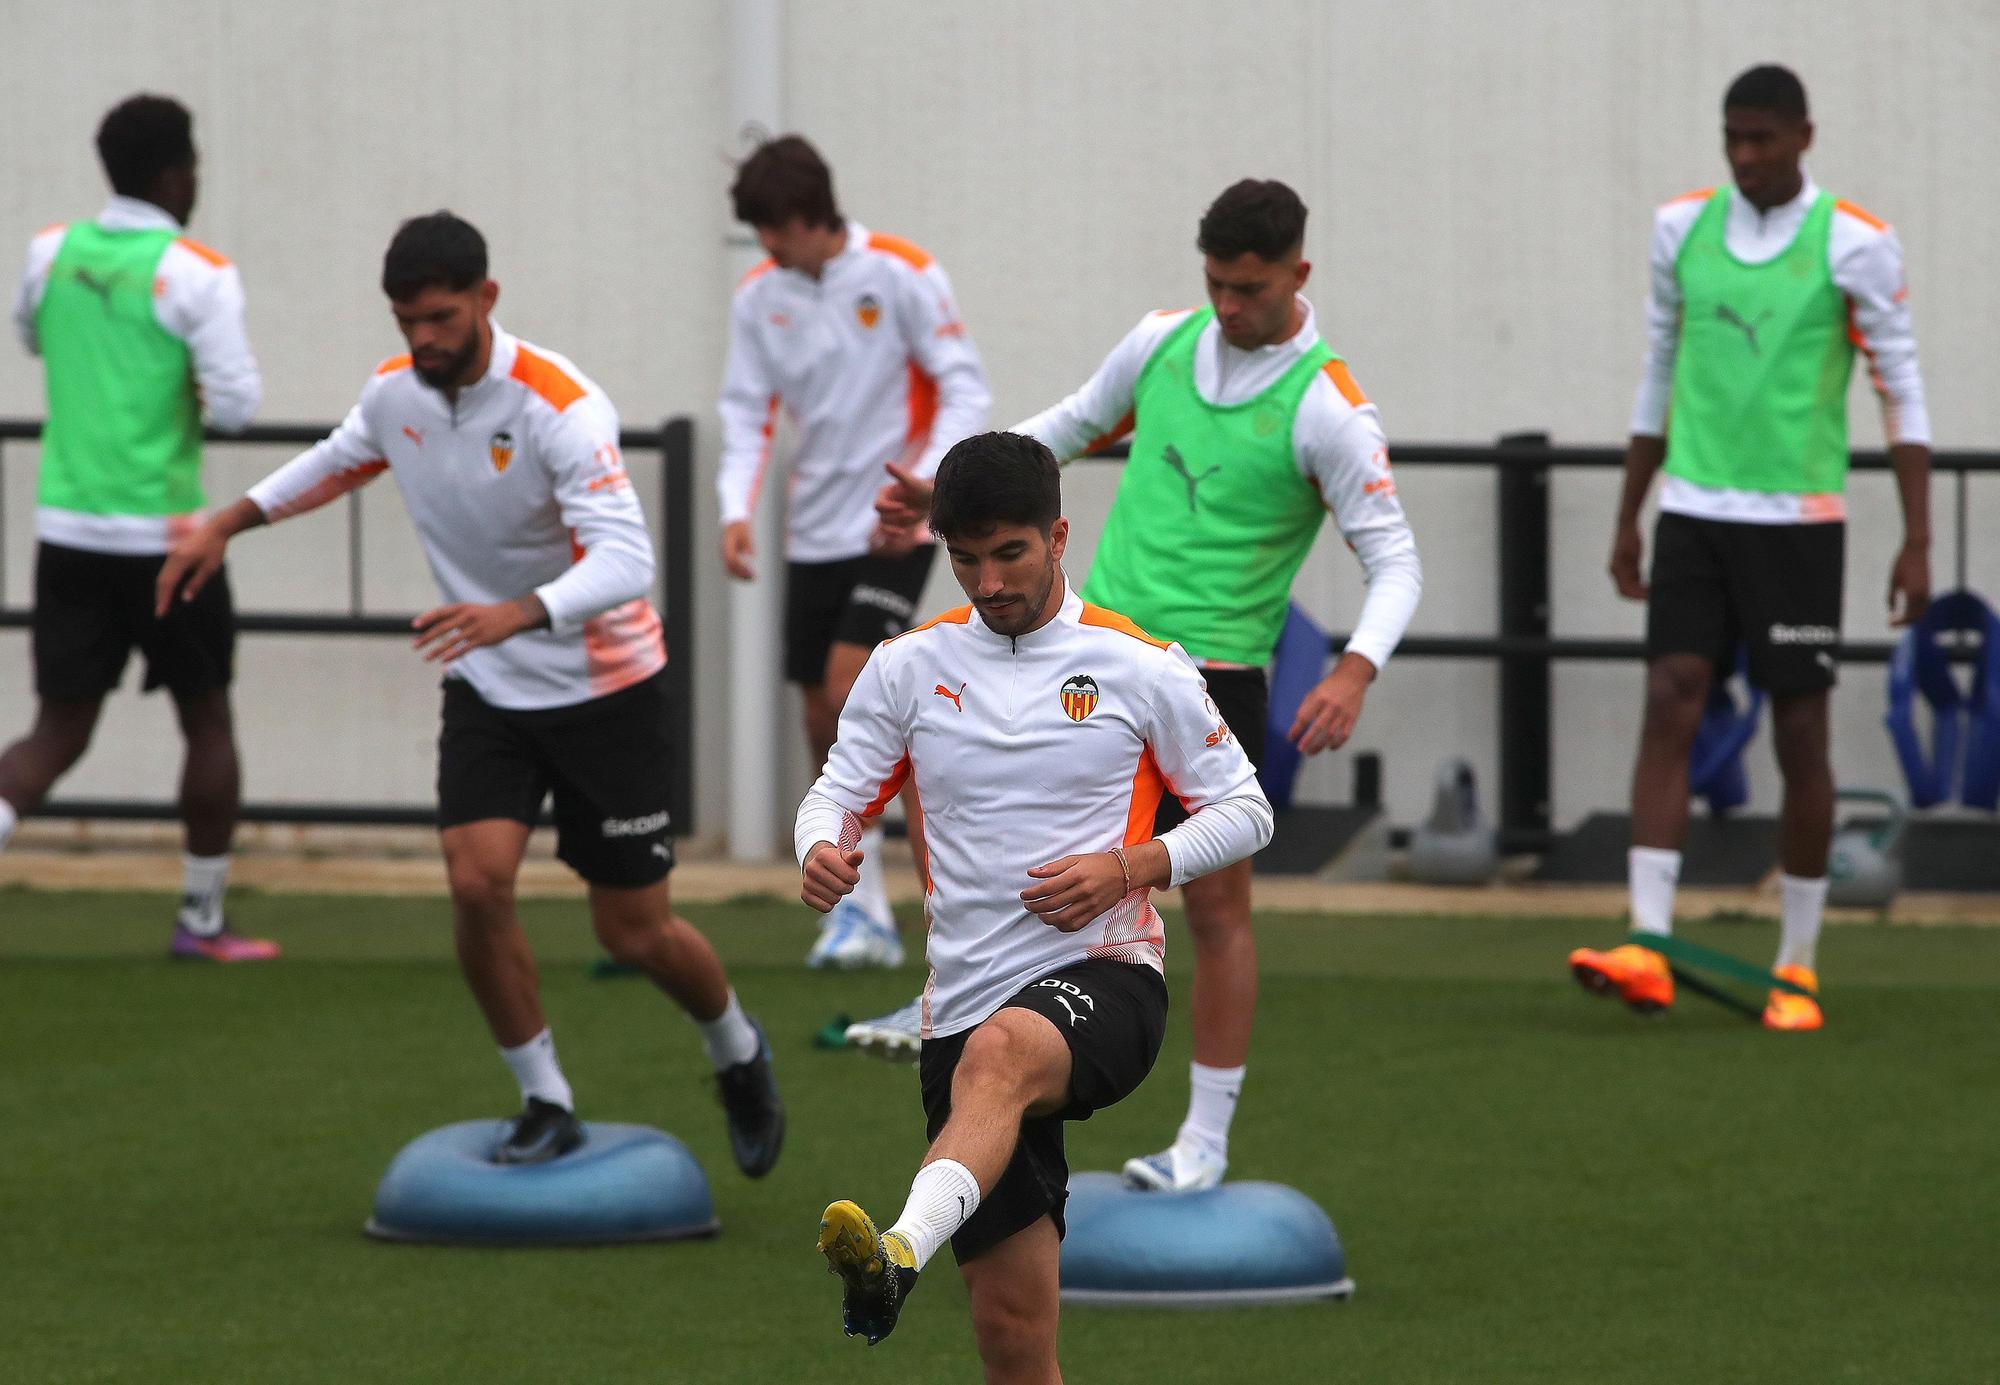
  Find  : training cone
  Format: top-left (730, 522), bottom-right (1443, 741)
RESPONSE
top-left (1059, 1172), bottom-right (1354, 1307)
top-left (366, 1120), bottom-right (719, 1246)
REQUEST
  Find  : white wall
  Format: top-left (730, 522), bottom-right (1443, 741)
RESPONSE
top-left (3, 0), bottom-right (1996, 845)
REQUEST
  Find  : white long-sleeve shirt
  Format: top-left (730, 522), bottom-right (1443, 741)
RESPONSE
top-left (246, 323), bottom-right (664, 710)
top-left (15, 195), bottom-right (262, 553)
top-left (718, 220), bottom-right (991, 562)
top-left (1012, 297), bottom-right (1421, 671)
top-left (1631, 173), bottom-right (1930, 524)
top-left (796, 581), bottom-right (1274, 1038)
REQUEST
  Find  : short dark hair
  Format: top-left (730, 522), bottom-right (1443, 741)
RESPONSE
top-left (381, 212), bottom-right (488, 299)
top-left (1197, 179), bottom-right (1308, 261)
top-left (1724, 64), bottom-right (1809, 122)
top-left (96, 94), bottom-right (194, 199)
top-left (930, 432), bottom-right (1062, 539)
top-left (730, 135), bottom-right (841, 230)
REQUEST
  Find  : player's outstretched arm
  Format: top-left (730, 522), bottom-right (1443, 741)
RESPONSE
top-left (155, 496), bottom-right (265, 616)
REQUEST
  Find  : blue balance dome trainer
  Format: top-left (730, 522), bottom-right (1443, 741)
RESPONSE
top-left (366, 1120), bottom-right (719, 1246)
top-left (1059, 1172), bottom-right (1354, 1307)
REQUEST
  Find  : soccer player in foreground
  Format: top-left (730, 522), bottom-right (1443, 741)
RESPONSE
top-left (871, 180), bottom-right (1421, 1190)
top-left (796, 432), bottom-right (1273, 1378)
top-left (721, 134), bottom-right (991, 969)
top-left (156, 213), bottom-right (783, 1172)
top-left (1572, 65), bottom-right (1932, 1031)
top-left (3, 93), bottom-right (274, 960)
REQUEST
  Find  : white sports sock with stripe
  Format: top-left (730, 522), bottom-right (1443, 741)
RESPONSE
top-left (1176, 1062), bottom-right (1245, 1163)
top-left (695, 989), bottom-right (762, 1069)
top-left (887, 1158), bottom-right (981, 1272)
top-left (176, 853), bottom-right (232, 938)
top-left (1776, 873), bottom-right (1828, 973)
top-left (500, 1028), bottom-right (574, 1111)
top-left (1628, 847), bottom-right (1681, 937)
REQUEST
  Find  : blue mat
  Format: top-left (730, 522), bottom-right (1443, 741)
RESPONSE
top-left (1059, 1172), bottom-right (1354, 1307)
top-left (366, 1120), bottom-right (719, 1246)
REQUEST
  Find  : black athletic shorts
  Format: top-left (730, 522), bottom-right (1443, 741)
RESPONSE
top-left (1154, 665), bottom-right (1268, 834)
top-left (782, 545), bottom-right (937, 685)
top-left (919, 958), bottom-right (1168, 1263)
top-left (31, 541), bottom-right (235, 701)
top-left (436, 669), bottom-right (676, 887)
top-left (1645, 513), bottom-right (1845, 694)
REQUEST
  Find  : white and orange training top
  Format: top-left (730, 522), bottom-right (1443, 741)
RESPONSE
top-left (1632, 172), bottom-right (1930, 525)
top-left (795, 580), bottom-right (1273, 1039)
top-left (245, 323), bottom-right (664, 711)
top-left (719, 220), bottom-right (991, 562)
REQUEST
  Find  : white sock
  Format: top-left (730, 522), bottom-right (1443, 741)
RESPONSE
top-left (1776, 873), bottom-right (1829, 973)
top-left (696, 990), bottom-right (762, 1069)
top-left (1176, 1062), bottom-right (1245, 1162)
top-left (852, 824), bottom-right (892, 925)
top-left (176, 853), bottom-right (232, 938)
top-left (500, 1027), bottom-right (575, 1111)
top-left (887, 1158), bottom-right (981, 1272)
top-left (1628, 847), bottom-right (1681, 936)
top-left (0, 797), bottom-right (16, 850)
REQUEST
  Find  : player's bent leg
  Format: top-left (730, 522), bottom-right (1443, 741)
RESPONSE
top-left (0, 697), bottom-right (104, 821)
top-left (960, 1216), bottom-right (1064, 1385)
top-left (933, 1010), bottom-right (1075, 1182)
top-left (1125, 862), bottom-right (1248, 1193)
top-left (442, 819), bottom-right (546, 1048)
top-left (589, 880), bottom-right (785, 1175)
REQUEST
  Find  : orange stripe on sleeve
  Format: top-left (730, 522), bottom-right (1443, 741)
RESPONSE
top-left (1124, 746), bottom-right (1169, 847)
top-left (862, 754), bottom-right (913, 821)
top-left (510, 343), bottom-right (586, 412)
top-left (174, 236), bottom-right (230, 268)
top-left (1083, 408), bottom-right (1137, 455)
top-left (1666, 186), bottom-right (1716, 207)
top-left (906, 362), bottom-right (938, 445)
top-left (866, 232), bottom-right (934, 270)
top-left (886, 606), bottom-right (973, 645)
top-left (1321, 359), bottom-right (1369, 408)
top-left (738, 257), bottom-right (775, 288)
top-left (36, 221), bottom-right (67, 238)
top-left (375, 353), bottom-right (413, 376)
top-left (1079, 603), bottom-right (1171, 649)
top-left (1834, 198), bottom-right (1888, 232)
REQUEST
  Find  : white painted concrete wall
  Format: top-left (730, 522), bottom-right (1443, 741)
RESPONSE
top-left (2, 0), bottom-right (1996, 847)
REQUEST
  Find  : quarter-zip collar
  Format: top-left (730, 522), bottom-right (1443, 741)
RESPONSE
top-left (424, 317), bottom-right (514, 418)
top-left (967, 572), bottom-right (1079, 649)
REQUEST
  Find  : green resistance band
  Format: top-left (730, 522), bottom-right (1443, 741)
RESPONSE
top-left (1627, 931), bottom-right (1818, 1021)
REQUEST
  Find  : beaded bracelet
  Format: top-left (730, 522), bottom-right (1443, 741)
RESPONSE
top-left (1110, 844), bottom-right (1131, 896)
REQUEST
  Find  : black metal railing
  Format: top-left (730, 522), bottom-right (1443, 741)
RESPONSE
top-left (0, 416), bottom-right (697, 833)
top-left (1091, 435), bottom-right (1999, 850)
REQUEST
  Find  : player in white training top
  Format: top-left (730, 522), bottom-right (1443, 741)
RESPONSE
top-left (158, 214), bottom-right (784, 1174)
top-left (721, 135), bottom-right (991, 969)
top-left (798, 432), bottom-right (1272, 1375)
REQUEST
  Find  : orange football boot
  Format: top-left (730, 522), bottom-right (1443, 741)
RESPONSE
top-left (1568, 941), bottom-right (1675, 1013)
top-left (1762, 964), bottom-right (1823, 1032)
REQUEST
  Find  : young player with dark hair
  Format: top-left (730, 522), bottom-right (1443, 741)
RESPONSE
top-left (721, 134), bottom-right (991, 969)
top-left (872, 179), bottom-right (1422, 1189)
top-left (158, 213), bottom-right (784, 1171)
top-left (4, 93), bottom-right (269, 959)
top-left (1572, 64), bottom-right (1932, 1031)
top-left (800, 431), bottom-right (1272, 1378)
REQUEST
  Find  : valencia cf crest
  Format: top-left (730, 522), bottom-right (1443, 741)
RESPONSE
top-left (1059, 674), bottom-right (1099, 722)
top-left (855, 293), bottom-right (882, 330)
top-left (489, 430), bottom-right (515, 474)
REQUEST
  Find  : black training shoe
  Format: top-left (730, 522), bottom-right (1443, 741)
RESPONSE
top-left (818, 1200), bottom-right (920, 1345)
top-left (715, 1019), bottom-right (785, 1178)
top-left (493, 1097), bottom-right (584, 1165)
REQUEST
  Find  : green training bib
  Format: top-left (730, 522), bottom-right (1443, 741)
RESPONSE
top-left (1082, 307), bottom-right (1331, 665)
top-left (35, 221), bottom-right (205, 517)
top-left (1664, 189), bottom-right (1855, 495)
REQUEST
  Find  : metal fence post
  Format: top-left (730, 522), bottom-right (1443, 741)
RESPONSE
top-left (662, 416), bottom-right (696, 836)
top-left (1496, 431), bottom-right (1552, 847)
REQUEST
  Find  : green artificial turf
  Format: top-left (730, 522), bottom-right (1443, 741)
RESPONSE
top-left (0, 887), bottom-right (1995, 1383)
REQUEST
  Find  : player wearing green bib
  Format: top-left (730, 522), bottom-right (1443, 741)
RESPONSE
top-left (875, 181), bottom-right (1421, 1190)
top-left (2, 95), bottom-right (272, 960)
top-left (1573, 66), bottom-right (1932, 1030)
